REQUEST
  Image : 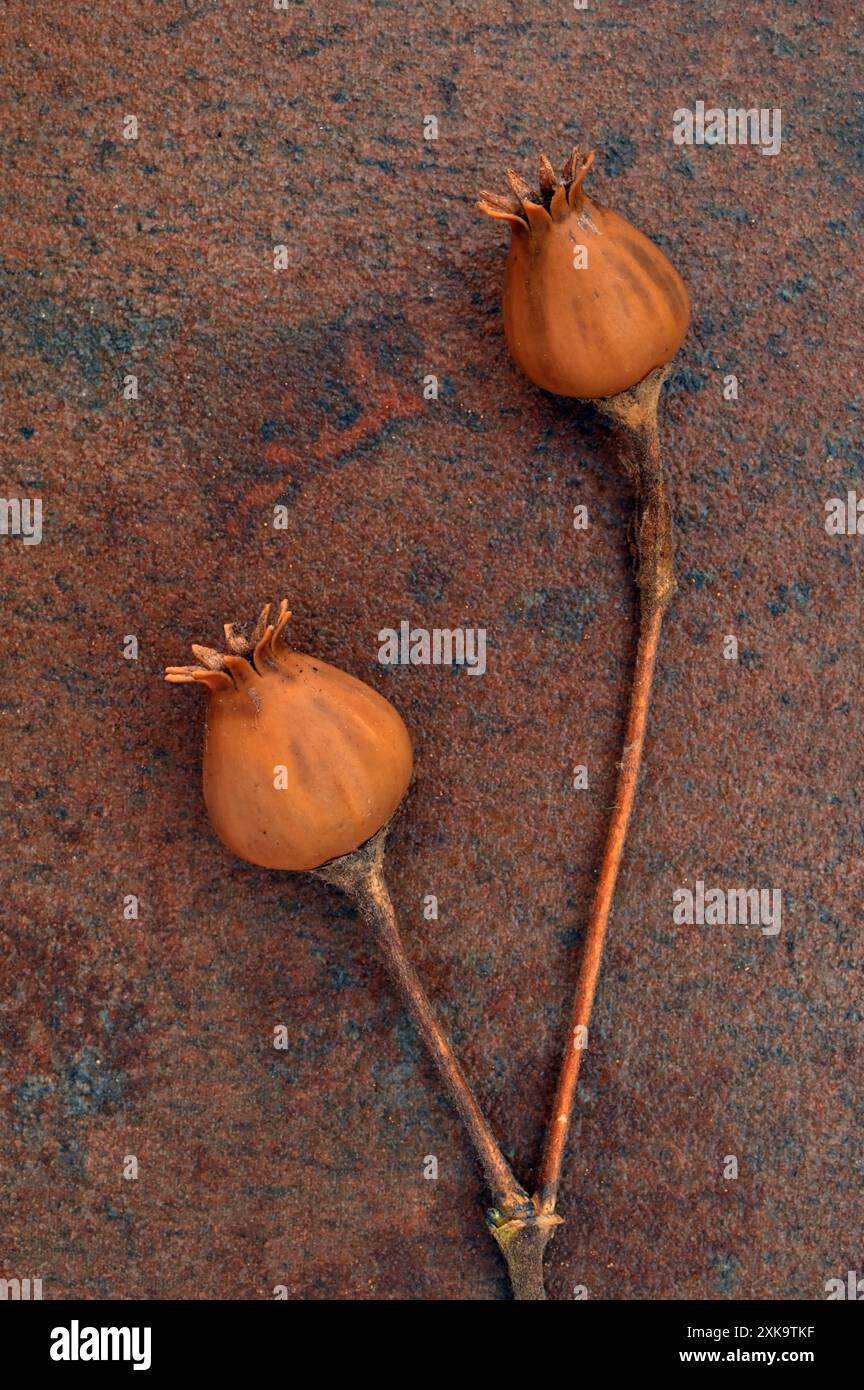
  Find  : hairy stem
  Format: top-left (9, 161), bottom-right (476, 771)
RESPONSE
top-left (313, 826), bottom-right (531, 1223)
top-left (536, 367), bottom-right (676, 1223)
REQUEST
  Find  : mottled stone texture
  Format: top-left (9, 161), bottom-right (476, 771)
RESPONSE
top-left (1, 0), bottom-right (861, 1301)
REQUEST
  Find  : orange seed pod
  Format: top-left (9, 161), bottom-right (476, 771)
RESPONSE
top-left (478, 147), bottom-right (690, 399)
top-left (166, 600), bottom-right (413, 871)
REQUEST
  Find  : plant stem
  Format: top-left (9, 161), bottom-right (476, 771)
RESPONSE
top-left (536, 601), bottom-right (665, 1213)
top-left (489, 1201), bottom-right (564, 1300)
top-left (533, 365), bottom-right (676, 1256)
top-left (311, 366), bottom-right (676, 1301)
top-left (312, 825), bottom-right (532, 1224)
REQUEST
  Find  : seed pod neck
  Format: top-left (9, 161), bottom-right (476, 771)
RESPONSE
top-left (594, 366), bottom-right (677, 615)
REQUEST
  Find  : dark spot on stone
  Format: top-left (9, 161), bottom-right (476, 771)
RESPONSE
top-left (13, 1076), bottom-right (54, 1135)
top-left (674, 366), bottom-right (708, 393)
top-left (361, 158), bottom-right (396, 175)
top-left (699, 201), bottom-right (754, 224)
top-left (407, 555), bottom-right (451, 605)
top-left (684, 567), bottom-right (711, 591)
top-left (768, 581), bottom-right (811, 616)
top-left (336, 400), bottom-right (363, 430)
top-left (599, 132), bottom-right (637, 178)
top-left (95, 138), bottom-right (116, 169)
top-left (507, 586), bottom-right (601, 643)
top-left (232, 133), bottom-right (258, 158)
top-left (776, 275), bottom-right (813, 301)
top-left (274, 479), bottom-right (301, 508)
top-left (61, 1047), bottom-right (124, 1117)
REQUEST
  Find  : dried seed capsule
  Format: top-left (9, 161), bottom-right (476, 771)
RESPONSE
top-left (166, 600), bottom-right (413, 871)
top-left (478, 148), bottom-right (690, 399)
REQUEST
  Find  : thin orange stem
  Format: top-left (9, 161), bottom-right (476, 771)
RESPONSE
top-left (535, 367), bottom-right (675, 1217)
top-left (536, 599), bottom-right (665, 1212)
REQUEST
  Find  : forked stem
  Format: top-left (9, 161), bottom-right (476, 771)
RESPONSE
top-left (312, 365), bottom-right (676, 1301)
top-left (312, 826), bottom-right (531, 1225)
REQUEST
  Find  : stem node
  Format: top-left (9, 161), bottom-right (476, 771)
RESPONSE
top-left (489, 1209), bottom-right (565, 1301)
